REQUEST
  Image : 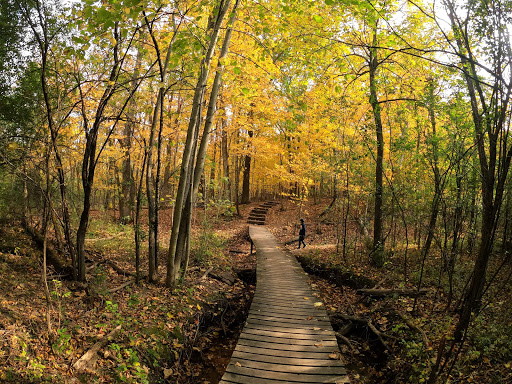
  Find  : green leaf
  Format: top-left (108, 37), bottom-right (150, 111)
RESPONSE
top-left (234, 67), bottom-right (241, 75)
top-left (313, 15), bottom-right (323, 23)
top-left (325, 0), bottom-right (334, 4)
top-left (241, 88), bottom-right (249, 95)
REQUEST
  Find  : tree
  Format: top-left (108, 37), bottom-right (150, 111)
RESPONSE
top-left (144, 6), bottom-right (181, 282)
top-left (438, 0), bottom-right (512, 341)
top-left (167, 0), bottom-right (240, 286)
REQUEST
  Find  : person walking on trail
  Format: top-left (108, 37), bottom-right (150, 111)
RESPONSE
top-left (298, 218), bottom-right (306, 248)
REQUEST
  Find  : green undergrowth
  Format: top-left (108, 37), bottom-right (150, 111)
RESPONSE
top-left (0, 212), bottom-right (252, 383)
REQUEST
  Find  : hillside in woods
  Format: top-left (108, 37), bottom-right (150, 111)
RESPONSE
top-left (1, 0), bottom-right (512, 383)
top-left (1, 199), bottom-right (511, 383)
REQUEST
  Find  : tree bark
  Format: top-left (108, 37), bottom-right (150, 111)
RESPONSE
top-left (167, 0), bottom-right (233, 287)
top-left (166, 0), bottom-right (239, 287)
top-left (241, 130), bottom-right (253, 204)
top-left (145, 13), bottom-right (180, 282)
top-left (119, 43), bottom-right (142, 224)
top-left (135, 150), bottom-right (147, 284)
top-left (221, 106), bottom-right (232, 201)
top-left (368, 28), bottom-right (384, 265)
top-left (415, 78), bottom-right (443, 308)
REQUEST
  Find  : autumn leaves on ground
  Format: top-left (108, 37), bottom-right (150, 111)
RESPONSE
top-left (0, 204), bottom-right (255, 384)
top-left (0, 199), bottom-right (510, 383)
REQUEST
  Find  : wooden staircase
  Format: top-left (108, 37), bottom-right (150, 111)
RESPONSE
top-left (247, 201), bottom-right (279, 226)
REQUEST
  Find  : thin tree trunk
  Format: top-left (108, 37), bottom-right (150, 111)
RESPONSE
top-left (369, 28), bottom-right (384, 265)
top-left (76, 24), bottom-right (132, 282)
top-left (221, 107), bottom-right (232, 201)
top-left (43, 145), bottom-right (52, 337)
top-left (144, 13), bottom-right (180, 282)
top-left (415, 79), bottom-right (442, 308)
top-left (21, 1), bottom-right (77, 279)
top-left (135, 150), bottom-right (147, 284)
top-left (241, 130), bottom-right (253, 204)
top-left (167, 0), bottom-right (233, 287)
top-left (119, 44), bottom-right (142, 224)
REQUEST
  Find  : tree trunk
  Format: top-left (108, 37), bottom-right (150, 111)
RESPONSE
top-left (76, 25), bottom-right (124, 282)
top-left (23, 2), bottom-right (77, 279)
top-left (241, 130), bottom-right (253, 204)
top-left (145, 13), bottom-right (180, 282)
top-left (447, 166), bottom-right (463, 310)
top-left (368, 29), bottom-right (384, 265)
top-left (119, 44), bottom-right (142, 224)
top-left (167, 0), bottom-right (235, 287)
top-left (444, 0), bottom-right (512, 341)
top-left (43, 144), bottom-right (52, 336)
top-left (416, 78), bottom-right (443, 303)
top-left (221, 110), bottom-right (232, 201)
top-left (135, 150), bottom-right (147, 284)
top-left (147, 109), bottom-right (158, 282)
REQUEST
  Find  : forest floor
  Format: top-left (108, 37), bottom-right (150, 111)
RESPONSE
top-left (0, 198), bottom-right (511, 383)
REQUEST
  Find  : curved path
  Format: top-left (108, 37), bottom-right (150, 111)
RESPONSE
top-left (220, 225), bottom-right (350, 384)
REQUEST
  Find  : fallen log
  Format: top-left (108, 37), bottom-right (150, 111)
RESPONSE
top-left (73, 325), bottom-right (121, 371)
top-left (194, 267), bottom-right (214, 284)
top-left (357, 288), bottom-right (428, 297)
top-left (96, 260), bottom-right (135, 277)
top-left (107, 279), bottom-right (135, 293)
top-left (23, 222), bottom-right (71, 275)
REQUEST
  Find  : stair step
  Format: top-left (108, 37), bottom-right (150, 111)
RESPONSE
top-left (248, 219), bottom-right (265, 225)
top-left (248, 218), bottom-right (265, 223)
top-left (248, 213), bottom-right (266, 218)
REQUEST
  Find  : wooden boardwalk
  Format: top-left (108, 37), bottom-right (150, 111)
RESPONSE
top-left (220, 225), bottom-right (350, 384)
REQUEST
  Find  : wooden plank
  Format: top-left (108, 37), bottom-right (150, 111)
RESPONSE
top-left (238, 333), bottom-right (338, 347)
top-left (249, 304), bottom-right (325, 314)
top-left (222, 369), bottom-right (348, 383)
top-left (227, 358), bottom-right (347, 375)
top-left (251, 297), bottom-right (321, 308)
top-left (248, 313), bottom-right (332, 326)
top-left (244, 322), bottom-right (335, 334)
top-left (230, 350), bottom-right (346, 367)
top-left (249, 305), bottom-right (326, 317)
top-left (245, 319), bottom-right (334, 333)
top-left (250, 301), bottom-right (325, 310)
top-left (233, 344), bottom-right (333, 359)
top-left (249, 309), bottom-right (327, 319)
top-left (236, 338), bottom-right (339, 353)
top-left (248, 309), bottom-right (329, 322)
top-left (242, 327), bottom-right (337, 340)
top-left (254, 285), bottom-right (313, 293)
top-left (220, 375), bottom-right (349, 384)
